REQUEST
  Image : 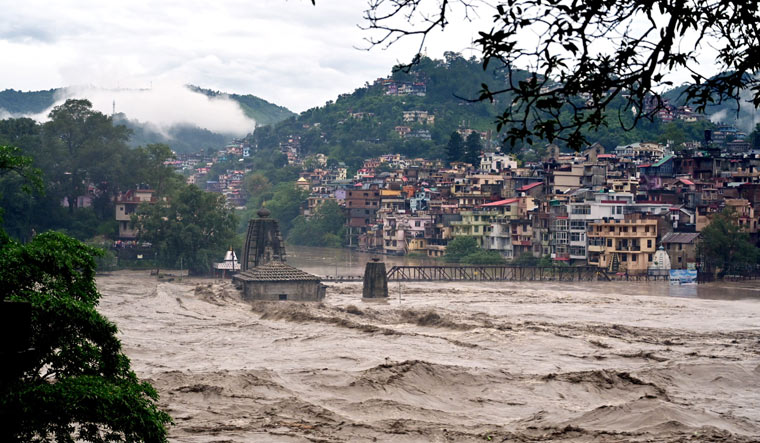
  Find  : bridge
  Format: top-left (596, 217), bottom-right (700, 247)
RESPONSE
top-left (384, 265), bottom-right (611, 282)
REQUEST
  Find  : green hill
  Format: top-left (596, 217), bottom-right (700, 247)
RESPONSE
top-left (0, 86), bottom-right (296, 153)
top-left (246, 54), bottom-right (522, 168)
top-left (0, 88), bottom-right (59, 115)
top-left (188, 86), bottom-right (295, 126)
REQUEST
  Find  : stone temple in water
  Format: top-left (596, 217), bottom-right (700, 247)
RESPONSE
top-left (232, 208), bottom-right (325, 301)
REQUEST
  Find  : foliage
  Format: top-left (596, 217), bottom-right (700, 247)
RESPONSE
top-left (446, 131), bottom-right (463, 165)
top-left (698, 209), bottom-right (759, 276)
top-left (188, 85), bottom-right (295, 126)
top-left (459, 249), bottom-right (506, 265)
top-left (114, 114), bottom-right (229, 154)
top-left (0, 88), bottom-right (58, 115)
top-left (750, 124), bottom-right (760, 150)
top-left (134, 184), bottom-right (238, 275)
top-left (287, 200), bottom-right (346, 247)
top-left (259, 183), bottom-right (308, 236)
top-left (443, 236), bottom-right (479, 262)
top-left (0, 231), bottom-right (171, 441)
top-left (463, 132), bottom-right (482, 167)
top-left (511, 253), bottom-right (539, 267)
top-left (361, 0), bottom-right (760, 150)
top-left (43, 99), bottom-right (133, 213)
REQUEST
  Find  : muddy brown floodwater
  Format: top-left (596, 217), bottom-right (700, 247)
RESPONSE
top-left (97, 269), bottom-right (760, 442)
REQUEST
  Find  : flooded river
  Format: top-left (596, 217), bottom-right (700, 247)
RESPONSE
top-left (96, 249), bottom-right (760, 441)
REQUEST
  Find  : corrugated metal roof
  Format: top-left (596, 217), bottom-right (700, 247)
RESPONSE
top-left (517, 182), bottom-right (542, 191)
top-left (653, 154), bottom-right (674, 167)
top-left (235, 262), bottom-right (321, 282)
top-left (482, 198), bottom-right (519, 207)
top-left (661, 232), bottom-right (700, 244)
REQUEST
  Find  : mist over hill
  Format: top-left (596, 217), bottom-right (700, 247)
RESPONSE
top-left (0, 84), bottom-right (295, 153)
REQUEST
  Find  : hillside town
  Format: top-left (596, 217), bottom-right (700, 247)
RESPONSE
top-left (141, 126), bottom-right (760, 276)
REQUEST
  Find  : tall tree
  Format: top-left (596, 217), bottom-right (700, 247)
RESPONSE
top-left (135, 143), bottom-right (179, 200)
top-left (446, 131), bottom-right (463, 165)
top-left (43, 99), bottom-right (131, 214)
top-left (134, 184), bottom-right (237, 275)
top-left (0, 146), bottom-right (171, 442)
top-left (698, 209), bottom-right (759, 276)
top-left (464, 132), bottom-right (482, 167)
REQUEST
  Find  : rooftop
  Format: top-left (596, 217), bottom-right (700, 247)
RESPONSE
top-left (235, 262), bottom-right (321, 282)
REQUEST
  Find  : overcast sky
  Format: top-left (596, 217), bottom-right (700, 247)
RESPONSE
top-left (0, 0), bottom-right (486, 114)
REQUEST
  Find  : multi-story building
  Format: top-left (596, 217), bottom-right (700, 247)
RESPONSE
top-left (587, 215), bottom-right (658, 274)
top-left (115, 189), bottom-right (156, 240)
top-left (346, 184), bottom-right (381, 244)
top-left (566, 192), bottom-right (633, 262)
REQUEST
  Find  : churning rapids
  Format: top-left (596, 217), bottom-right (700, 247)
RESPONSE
top-left (97, 270), bottom-right (760, 442)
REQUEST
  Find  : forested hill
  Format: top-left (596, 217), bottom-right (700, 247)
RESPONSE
top-left (0, 88), bottom-right (59, 115)
top-left (0, 86), bottom-right (295, 153)
top-left (247, 53), bottom-right (520, 168)
top-left (188, 86), bottom-right (295, 126)
top-left (0, 86), bottom-right (294, 125)
top-left (245, 53), bottom-right (721, 169)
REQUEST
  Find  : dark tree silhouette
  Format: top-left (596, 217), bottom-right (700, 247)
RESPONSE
top-left (355, 0), bottom-right (760, 150)
top-left (464, 132), bottom-right (482, 167)
top-left (446, 131), bottom-right (464, 165)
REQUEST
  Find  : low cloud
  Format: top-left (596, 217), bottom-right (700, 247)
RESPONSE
top-left (36, 83), bottom-right (256, 136)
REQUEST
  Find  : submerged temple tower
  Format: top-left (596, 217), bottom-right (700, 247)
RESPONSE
top-left (240, 208), bottom-right (286, 270)
top-left (233, 208), bottom-right (325, 301)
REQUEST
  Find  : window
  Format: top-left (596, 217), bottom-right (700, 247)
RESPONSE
top-left (621, 254), bottom-right (627, 262)
top-left (571, 205), bottom-right (590, 215)
top-left (570, 232), bottom-right (583, 242)
top-left (278, 294), bottom-right (288, 301)
top-left (607, 239), bottom-right (612, 247)
top-left (570, 220), bottom-right (586, 230)
top-left (647, 239), bottom-right (652, 248)
top-left (631, 254), bottom-right (637, 261)
top-left (648, 254), bottom-right (653, 262)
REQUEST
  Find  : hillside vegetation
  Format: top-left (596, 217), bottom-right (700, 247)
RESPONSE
top-left (246, 53), bottom-right (720, 169)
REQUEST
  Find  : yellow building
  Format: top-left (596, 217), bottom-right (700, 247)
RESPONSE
top-left (587, 216), bottom-right (658, 274)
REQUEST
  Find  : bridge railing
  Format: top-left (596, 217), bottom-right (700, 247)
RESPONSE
top-left (385, 265), bottom-right (609, 282)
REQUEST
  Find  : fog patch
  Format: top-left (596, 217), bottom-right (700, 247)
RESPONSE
top-left (36, 83), bottom-right (256, 136)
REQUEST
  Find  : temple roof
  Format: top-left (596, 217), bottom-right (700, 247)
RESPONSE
top-left (235, 262), bottom-right (321, 282)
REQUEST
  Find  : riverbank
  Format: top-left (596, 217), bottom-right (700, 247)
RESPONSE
top-left (97, 271), bottom-right (760, 442)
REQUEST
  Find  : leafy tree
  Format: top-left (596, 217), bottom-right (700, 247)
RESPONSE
top-left (446, 131), bottom-right (464, 165)
top-left (698, 209), bottom-right (759, 277)
top-left (244, 173), bottom-right (272, 200)
top-left (0, 233), bottom-right (172, 442)
top-left (444, 236), bottom-right (479, 262)
top-left (287, 200), bottom-right (346, 247)
top-left (511, 252), bottom-right (539, 267)
top-left (43, 99), bottom-right (132, 213)
top-left (0, 146), bottom-right (171, 442)
top-left (262, 183), bottom-right (309, 236)
top-left (459, 249), bottom-right (506, 265)
top-left (750, 123), bottom-right (760, 150)
top-left (361, 0), bottom-right (760, 150)
top-left (464, 132), bottom-right (482, 167)
top-left (135, 184), bottom-right (238, 275)
top-left (135, 143), bottom-right (178, 200)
